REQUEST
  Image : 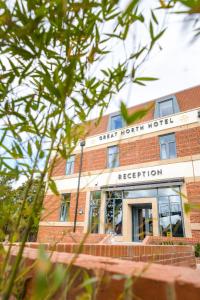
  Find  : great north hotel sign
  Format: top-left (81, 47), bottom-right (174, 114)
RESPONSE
top-left (78, 108), bottom-right (199, 150)
top-left (99, 117), bottom-right (174, 141)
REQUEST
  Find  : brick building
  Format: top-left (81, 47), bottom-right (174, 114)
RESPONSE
top-left (38, 85), bottom-right (200, 243)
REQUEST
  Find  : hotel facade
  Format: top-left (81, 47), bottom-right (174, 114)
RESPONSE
top-left (38, 85), bottom-right (200, 243)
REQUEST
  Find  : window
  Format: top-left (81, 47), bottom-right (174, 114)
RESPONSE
top-left (105, 191), bottom-right (122, 235)
top-left (60, 194), bottom-right (70, 222)
top-left (158, 187), bottom-right (184, 237)
top-left (109, 114), bottom-right (123, 131)
top-left (88, 191), bottom-right (101, 233)
top-left (159, 133), bottom-right (176, 160)
top-left (66, 155), bottom-right (75, 175)
top-left (107, 145), bottom-right (119, 168)
top-left (124, 186), bottom-right (184, 237)
top-left (154, 96), bottom-right (180, 118)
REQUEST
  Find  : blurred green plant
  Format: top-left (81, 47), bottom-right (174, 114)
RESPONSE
top-left (0, 0), bottom-right (199, 299)
top-left (195, 243), bottom-right (200, 257)
top-left (0, 176), bottom-right (44, 242)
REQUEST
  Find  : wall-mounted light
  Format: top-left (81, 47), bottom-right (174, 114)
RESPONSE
top-left (78, 208), bottom-right (84, 215)
top-left (198, 111), bottom-right (200, 119)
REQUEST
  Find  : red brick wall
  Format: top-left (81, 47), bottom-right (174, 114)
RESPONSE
top-left (24, 242), bottom-right (196, 268)
top-left (51, 156), bottom-right (66, 177)
top-left (41, 192), bottom-right (86, 222)
top-left (186, 181), bottom-right (200, 227)
top-left (186, 182), bottom-right (200, 206)
top-left (176, 127), bottom-right (200, 157)
top-left (143, 235), bottom-right (200, 246)
top-left (41, 194), bottom-right (60, 221)
top-left (85, 85), bottom-right (200, 137)
top-left (51, 126), bottom-right (200, 176)
top-left (75, 148), bottom-right (107, 173)
top-left (37, 226), bottom-right (84, 242)
top-left (9, 246), bottom-right (200, 300)
top-left (120, 136), bottom-right (160, 165)
top-left (37, 229), bottom-right (106, 243)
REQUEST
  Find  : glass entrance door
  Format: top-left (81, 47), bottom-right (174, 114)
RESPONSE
top-left (132, 205), bottom-right (153, 242)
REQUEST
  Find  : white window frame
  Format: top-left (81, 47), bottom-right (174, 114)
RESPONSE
top-left (154, 96), bottom-right (180, 118)
top-left (159, 133), bottom-right (177, 160)
top-left (107, 145), bottom-right (119, 168)
top-left (108, 113), bottom-right (124, 131)
top-left (66, 155), bottom-right (75, 175)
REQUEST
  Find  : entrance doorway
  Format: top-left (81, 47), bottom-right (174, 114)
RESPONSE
top-left (132, 204), bottom-right (153, 242)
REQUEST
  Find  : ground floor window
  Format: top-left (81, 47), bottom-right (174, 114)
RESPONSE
top-left (60, 193), bottom-right (70, 222)
top-left (104, 186), bottom-right (184, 238)
top-left (125, 186), bottom-right (184, 237)
top-left (89, 186), bottom-right (184, 238)
top-left (89, 191), bottom-right (101, 233)
top-left (105, 191), bottom-right (122, 235)
top-left (158, 187), bottom-right (184, 237)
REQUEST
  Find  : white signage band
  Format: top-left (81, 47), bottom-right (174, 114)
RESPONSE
top-left (48, 159), bottom-right (200, 193)
top-left (74, 108), bottom-right (200, 151)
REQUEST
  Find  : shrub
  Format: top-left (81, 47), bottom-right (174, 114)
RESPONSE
top-left (195, 243), bottom-right (200, 257)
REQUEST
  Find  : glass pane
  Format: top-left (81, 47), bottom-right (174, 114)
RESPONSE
top-left (62, 193), bottom-right (70, 202)
top-left (108, 146), bottom-right (118, 155)
top-left (158, 187), bottom-right (180, 196)
top-left (160, 143), bottom-right (168, 159)
top-left (159, 99), bottom-right (174, 117)
top-left (159, 199), bottom-right (171, 237)
top-left (114, 198), bottom-right (122, 234)
top-left (107, 191), bottom-right (122, 199)
top-left (60, 203), bottom-right (66, 221)
top-left (66, 156), bottom-right (75, 175)
top-left (169, 142), bottom-right (176, 158)
top-left (90, 206), bottom-right (99, 233)
top-left (108, 153), bottom-right (119, 168)
top-left (160, 133), bottom-right (175, 143)
top-left (170, 196), bottom-right (183, 237)
top-left (105, 199), bottom-right (114, 233)
top-left (91, 191), bottom-right (101, 200)
top-left (110, 115), bottom-right (123, 130)
top-left (124, 189), bottom-right (157, 198)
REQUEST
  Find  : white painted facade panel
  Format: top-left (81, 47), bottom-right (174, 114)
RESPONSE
top-left (51, 159), bottom-right (200, 193)
top-left (75, 108), bottom-right (200, 151)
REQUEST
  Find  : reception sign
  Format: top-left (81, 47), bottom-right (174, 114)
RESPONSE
top-left (49, 159), bottom-right (200, 193)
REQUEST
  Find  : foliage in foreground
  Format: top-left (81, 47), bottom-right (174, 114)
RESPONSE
top-left (0, 0), bottom-right (199, 299)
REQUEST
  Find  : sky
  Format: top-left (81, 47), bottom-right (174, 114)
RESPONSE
top-left (102, 0), bottom-right (200, 115)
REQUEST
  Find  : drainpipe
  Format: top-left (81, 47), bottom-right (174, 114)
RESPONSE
top-left (73, 140), bottom-right (85, 232)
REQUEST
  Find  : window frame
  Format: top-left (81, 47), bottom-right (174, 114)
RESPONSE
top-left (108, 113), bottom-right (124, 131)
top-left (154, 96), bottom-right (180, 118)
top-left (105, 191), bottom-right (123, 235)
top-left (65, 155), bottom-right (75, 175)
top-left (107, 145), bottom-right (119, 168)
top-left (59, 193), bottom-right (70, 222)
top-left (159, 133), bottom-right (177, 160)
top-left (88, 191), bottom-right (101, 233)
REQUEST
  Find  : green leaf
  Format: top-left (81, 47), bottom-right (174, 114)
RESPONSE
top-left (151, 10), bottom-right (158, 25)
top-left (149, 21), bottom-right (154, 40)
top-left (120, 102), bottom-right (154, 125)
top-left (134, 77), bottom-right (158, 81)
top-left (27, 142), bottom-right (32, 157)
top-left (49, 180), bottom-right (59, 196)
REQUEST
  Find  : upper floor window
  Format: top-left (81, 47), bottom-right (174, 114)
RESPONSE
top-left (107, 145), bottom-right (119, 168)
top-left (109, 114), bottom-right (123, 131)
top-left (154, 96), bottom-right (180, 118)
top-left (60, 193), bottom-right (70, 222)
top-left (159, 133), bottom-right (176, 160)
top-left (66, 155), bottom-right (75, 175)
